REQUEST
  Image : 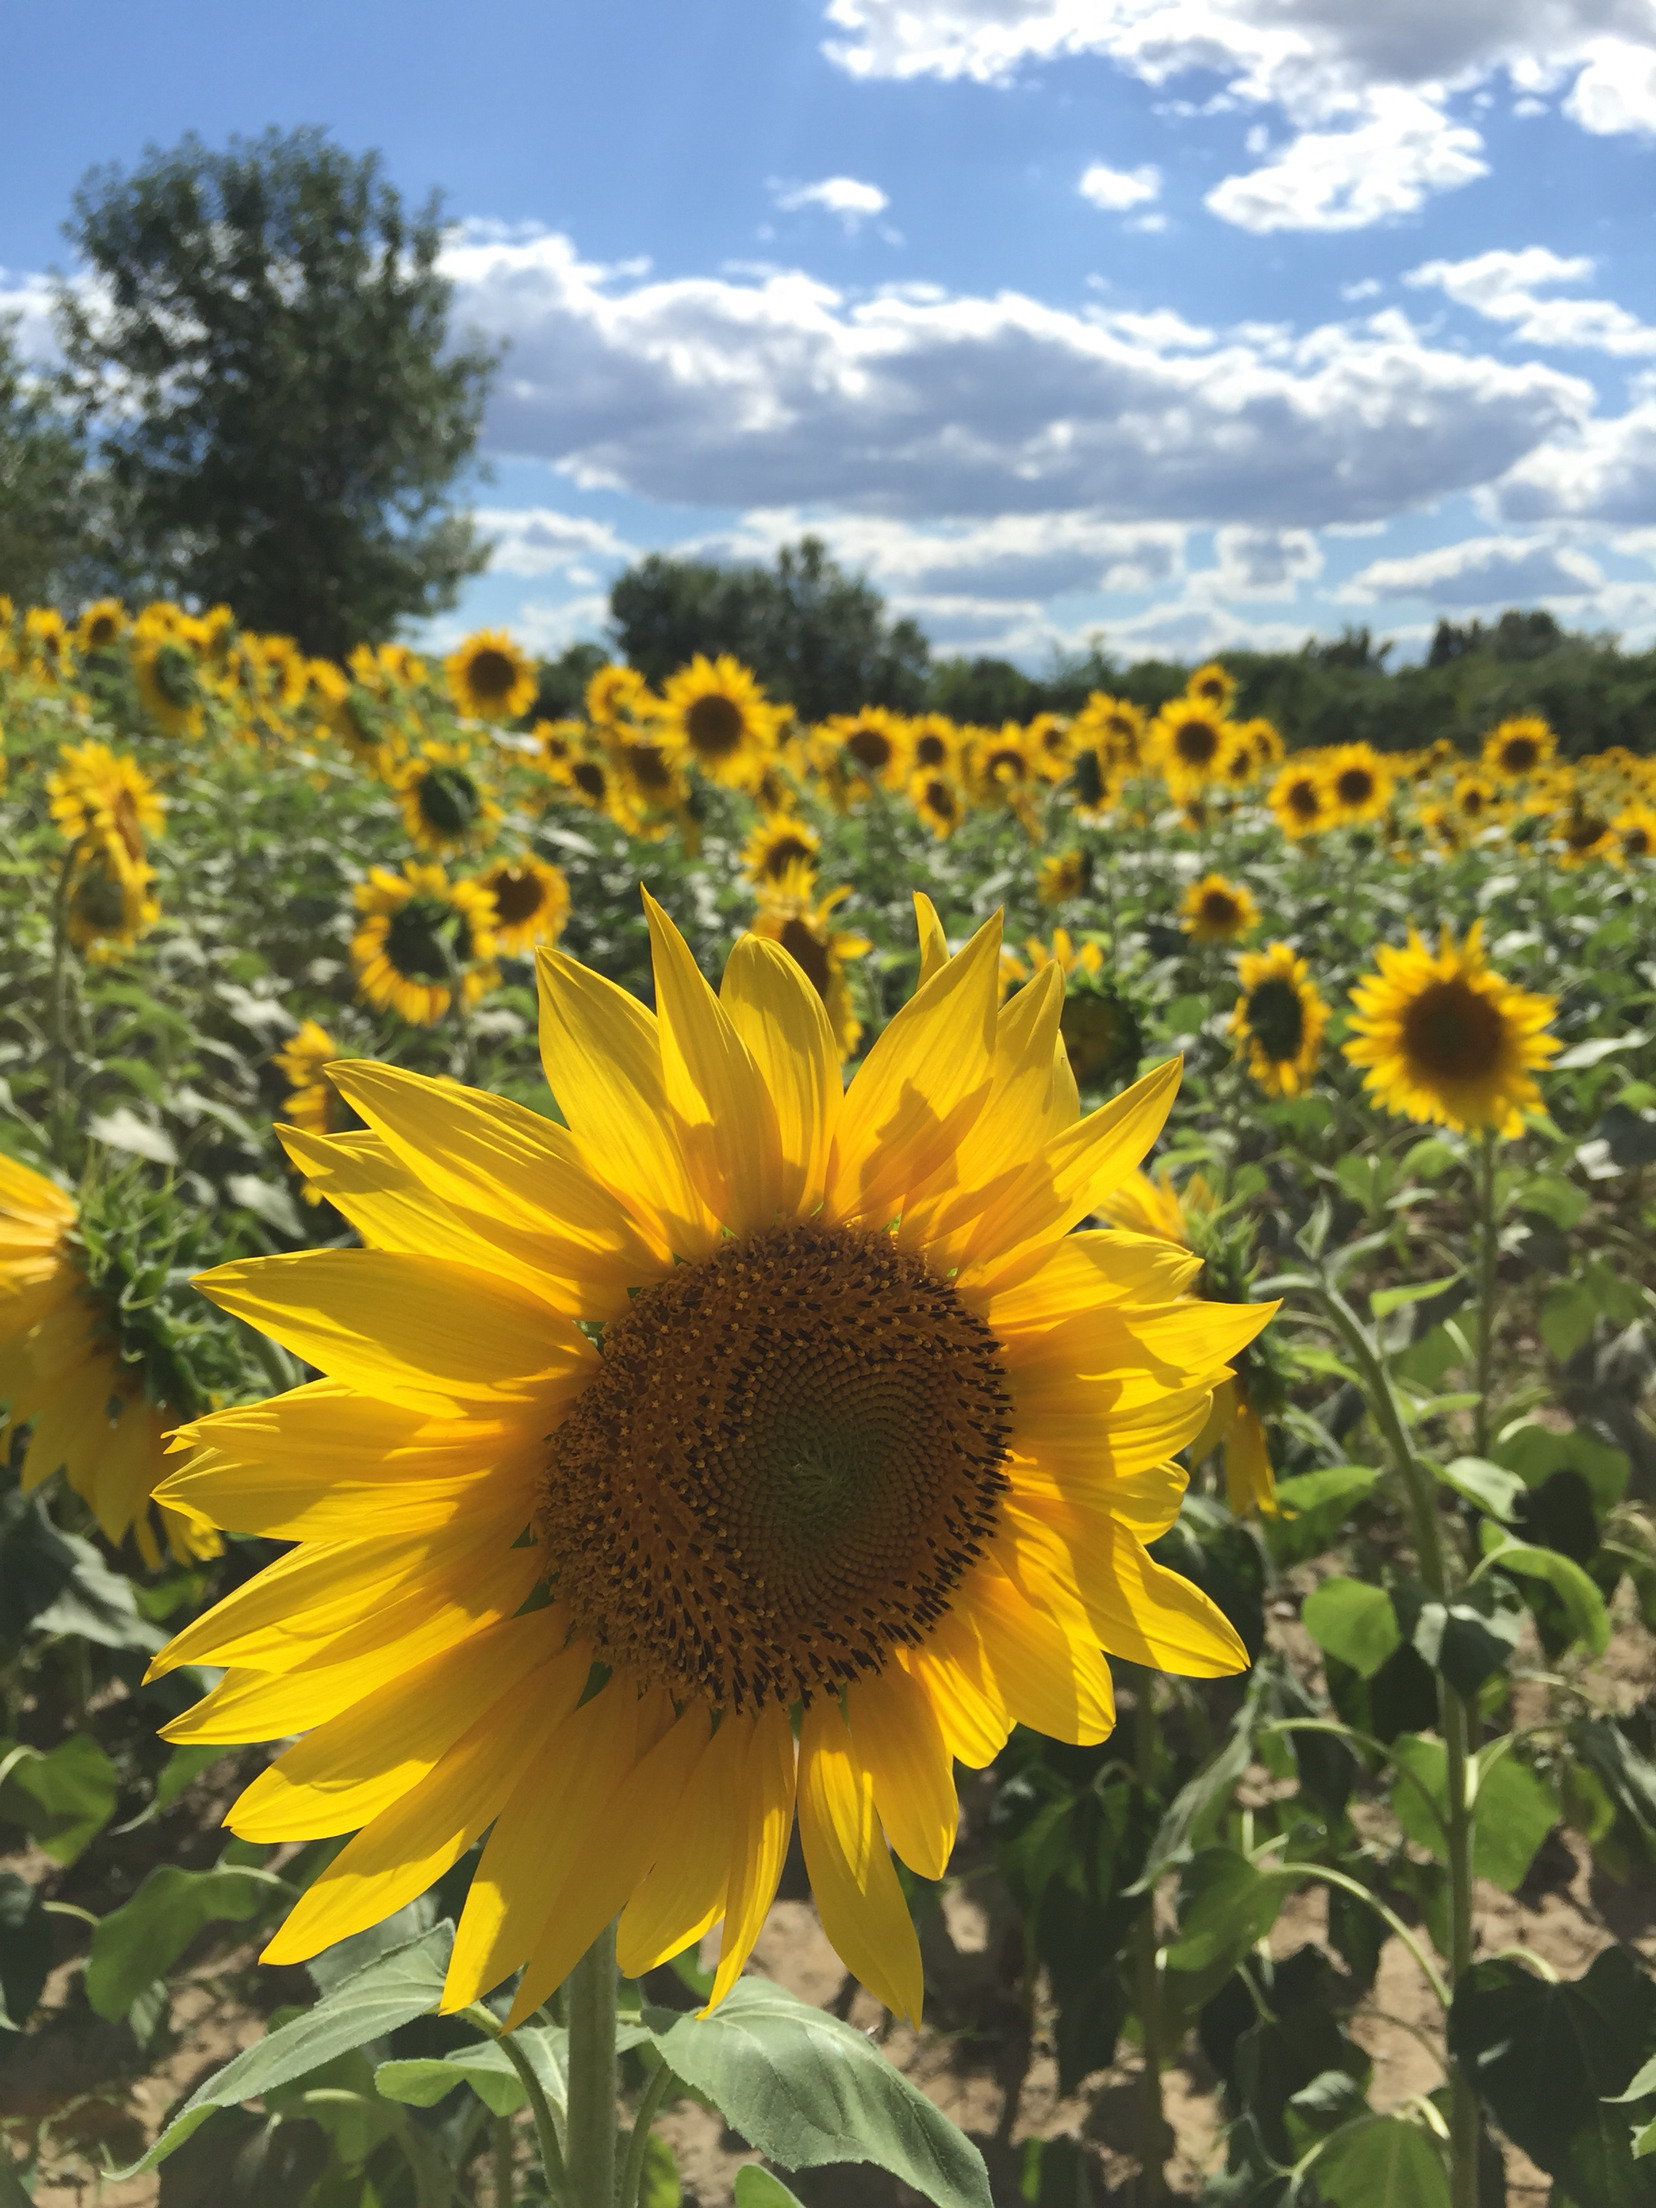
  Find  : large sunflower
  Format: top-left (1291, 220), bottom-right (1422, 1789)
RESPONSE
top-left (0, 1157), bottom-right (217, 1566)
top-left (1344, 922), bottom-right (1558, 1137)
top-left (152, 893), bottom-right (1261, 2027)
top-left (1229, 942), bottom-right (1326, 1099)
top-left (478, 855), bottom-right (571, 957)
top-left (659, 656), bottom-right (781, 792)
top-left (350, 863), bottom-right (500, 1028)
top-left (1179, 873), bottom-right (1259, 945)
top-left (445, 630), bottom-right (538, 724)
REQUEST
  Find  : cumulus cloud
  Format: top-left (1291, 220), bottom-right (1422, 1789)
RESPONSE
top-left (1406, 246), bottom-right (1656, 354)
top-left (1209, 525), bottom-right (1322, 596)
top-left (1490, 400), bottom-right (1656, 523)
top-left (0, 268), bottom-right (61, 364)
top-left (820, 1), bottom-right (1656, 228)
top-left (771, 176), bottom-right (891, 230)
top-left (1343, 533), bottom-right (1605, 604)
top-left (442, 226), bottom-right (1589, 529)
top-left (1078, 161), bottom-right (1161, 210)
top-left (477, 507), bottom-right (635, 577)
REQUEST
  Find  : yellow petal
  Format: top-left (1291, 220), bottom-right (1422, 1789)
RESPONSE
top-left (1016, 1299), bottom-right (1276, 1388)
top-left (970, 1563), bottom-right (1115, 1746)
top-left (535, 942), bottom-right (716, 1257)
top-left (707, 1702), bottom-right (797, 2009)
top-left (1037, 1511), bottom-right (1247, 1676)
top-left (898, 1611), bottom-right (1011, 1769)
top-left (825, 912), bottom-right (1001, 1229)
top-left (797, 1701), bottom-right (924, 2023)
top-left (196, 1251), bottom-right (592, 1418)
top-left (645, 890), bottom-right (784, 1232)
top-left (983, 1231), bottom-right (1203, 1336)
top-left (719, 934), bottom-right (840, 1216)
top-left (1007, 1460), bottom-right (1188, 1545)
top-left (617, 1712), bottom-right (743, 1976)
top-left (914, 893), bottom-right (950, 988)
top-left (847, 1663), bottom-right (957, 1880)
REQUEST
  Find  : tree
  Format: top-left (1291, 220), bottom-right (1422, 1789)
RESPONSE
top-left (609, 536), bottom-right (930, 719)
top-left (0, 316), bottom-right (97, 608)
top-left (57, 128), bottom-right (496, 657)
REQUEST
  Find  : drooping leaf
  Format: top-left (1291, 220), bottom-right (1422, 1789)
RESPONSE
top-left (1433, 1457), bottom-right (1525, 1521)
top-left (1482, 1536), bottom-right (1611, 1657)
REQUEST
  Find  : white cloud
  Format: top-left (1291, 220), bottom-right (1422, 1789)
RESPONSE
top-left (1209, 524), bottom-right (1322, 596)
top-left (477, 507), bottom-right (635, 577)
top-left (1343, 533), bottom-right (1605, 604)
top-left (1206, 91), bottom-right (1487, 233)
top-left (1078, 160), bottom-right (1161, 210)
top-left (443, 225), bottom-right (1590, 530)
top-left (771, 176), bottom-right (891, 231)
top-left (1406, 246), bottom-right (1656, 355)
top-left (509, 594), bottom-right (615, 655)
top-left (1491, 400), bottom-right (1656, 523)
top-left (820, 1), bottom-right (1656, 228)
top-left (0, 268), bottom-right (61, 365)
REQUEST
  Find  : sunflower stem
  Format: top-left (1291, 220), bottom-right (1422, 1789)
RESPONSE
top-left (565, 1921), bottom-right (619, 2208)
top-left (1133, 1680), bottom-right (1168, 2208)
top-left (465, 2006), bottom-right (565, 2197)
top-left (491, 2113), bottom-right (516, 2208)
top-left (619, 2060), bottom-right (677, 2208)
top-left (1473, 1130), bottom-right (1499, 1461)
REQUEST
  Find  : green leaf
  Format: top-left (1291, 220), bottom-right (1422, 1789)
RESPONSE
top-left (1267, 1466), bottom-right (1380, 1563)
top-left (155, 1742), bottom-right (228, 1812)
top-left (1497, 1421), bottom-right (1630, 1512)
top-left (1388, 1734), bottom-right (1557, 1892)
top-left (111, 1920), bottom-right (455, 2176)
top-left (1541, 1280), bottom-right (1601, 1360)
top-left (1371, 1274), bottom-right (1463, 1319)
top-left (1164, 1848), bottom-right (1289, 1979)
top-left (1410, 1578), bottom-right (1526, 1699)
top-left (641, 2132), bottom-right (682, 2208)
top-left (1554, 1032), bottom-right (1651, 1069)
top-left (1449, 1949), bottom-right (1656, 2202)
top-left (1482, 1535), bottom-right (1611, 1657)
top-left (86, 1105), bottom-right (178, 1164)
top-left (376, 2037), bottom-right (534, 2118)
top-left (1610, 2053), bottom-right (1656, 2106)
top-left (0, 1734), bottom-right (119, 1864)
top-left (84, 1864), bottom-right (284, 2021)
top-left (1130, 1678), bottom-right (1262, 1892)
top-left (1433, 1456), bottom-right (1525, 1520)
top-left (646, 1979), bottom-right (991, 2208)
top-left (734, 2172), bottom-right (807, 2208)
top-left (1302, 1579), bottom-right (1400, 1679)
top-left (0, 1873), bottom-right (52, 2031)
top-left (1311, 2115), bottom-right (1450, 2208)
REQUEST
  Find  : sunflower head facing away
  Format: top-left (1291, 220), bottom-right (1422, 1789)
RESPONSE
top-left (1179, 872), bottom-right (1259, 945)
top-left (478, 855), bottom-right (571, 957)
top-left (750, 865), bottom-right (872, 1061)
top-left (445, 629), bottom-right (537, 724)
top-left (1344, 921), bottom-right (1558, 1137)
top-left (350, 862), bottom-right (500, 1027)
top-left (153, 890), bottom-right (1264, 2028)
top-left (1230, 942), bottom-right (1327, 1099)
top-left (1483, 715), bottom-right (1556, 782)
top-left (67, 844), bottom-right (160, 963)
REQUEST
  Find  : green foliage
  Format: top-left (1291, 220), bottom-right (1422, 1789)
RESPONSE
top-left (84, 1862), bottom-right (286, 2020)
top-left (58, 127), bottom-right (494, 654)
top-left (0, 317), bottom-right (97, 608)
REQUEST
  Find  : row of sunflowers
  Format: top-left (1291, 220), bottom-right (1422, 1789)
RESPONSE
top-left (5, 591), bottom-right (1656, 2205)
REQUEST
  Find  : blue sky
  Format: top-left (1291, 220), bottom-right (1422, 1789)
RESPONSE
top-left (6, 0), bottom-right (1656, 667)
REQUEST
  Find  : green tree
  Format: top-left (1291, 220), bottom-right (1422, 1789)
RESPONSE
top-left (609, 535), bottom-right (930, 719)
top-left (57, 127), bottom-right (496, 657)
top-left (0, 316), bottom-right (96, 609)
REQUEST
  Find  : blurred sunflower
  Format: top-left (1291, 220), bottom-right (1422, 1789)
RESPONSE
top-left (818, 707), bottom-right (911, 792)
top-left (1269, 762), bottom-right (1329, 840)
top-left (446, 630), bottom-right (537, 724)
top-left (1078, 695), bottom-right (1148, 774)
top-left (22, 607), bottom-right (72, 683)
top-left (751, 865), bottom-right (872, 1061)
top-left (1450, 774), bottom-right (1501, 830)
top-left (275, 1020), bottom-right (351, 1139)
top-left (478, 855), bottom-right (571, 957)
top-left (1153, 698), bottom-right (1228, 792)
top-left (660, 656), bottom-right (782, 792)
top-left (1345, 921), bottom-right (1558, 1137)
top-left (909, 768), bottom-right (966, 840)
top-left (585, 663), bottom-right (655, 725)
top-left (0, 1160), bottom-right (218, 1567)
top-left (546, 746), bottom-right (635, 830)
top-left (743, 814), bottom-right (821, 890)
top-left (1186, 661), bottom-right (1237, 714)
top-left (47, 742), bottom-right (163, 865)
top-left (1610, 804), bottom-right (1656, 865)
top-left (1322, 743), bottom-right (1392, 827)
top-left (1028, 714), bottom-right (1074, 780)
top-left (909, 714), bottom-right (961, 774)
top-left (1179, 873), bottom-right (1259, 945)
top-left (152, 893), bottom-right (1259, 2026)
top-left (1060, 977), bottom-right (1145, 1093)
top-left (1037, 848), bottom-right (1092, 907)
top-left (75, 599), bottom-right (127, 654)
top-left (1552, 799), bottom-right (1614, 868)
top-left (1229, 943), bottom-right (1326, 1099)
top-left (1241, 717), bottom-right (1285, 772)
top-left (966, 724), bottom-right (1040, 815)
top-left (609, 731), bottom-right (686, 823)
top-left (396, 742), bottom-right (501, 855)
top-left (350, 862), bottom-right (500, 1028)
top-left (67, 844), bottom-right (160, 963)
top-left (132, 631), bottom-right (205, 739)
top-left (1483, 715), bottom-right (1555, 782)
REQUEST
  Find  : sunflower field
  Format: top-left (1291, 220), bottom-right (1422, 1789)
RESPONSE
top-left (7, 593), bottom-right (1656, 2208)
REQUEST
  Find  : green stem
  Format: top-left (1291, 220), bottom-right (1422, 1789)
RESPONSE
top-left (1474, 1130), bottom-right (1499, 1461)
top-left (493, 2112), bottom-right (517, 2208)
top-left (47, 834), bottom-right (84, 1130)
top-left (619, 2062), bottom-right (677, 2208)
top-left (566, 1922), bottom-right (619, 2208)
top-left (1134, 1682), bottom-right (1167, 2208)
top-left (465, 2006), bottom-right (566, 2197)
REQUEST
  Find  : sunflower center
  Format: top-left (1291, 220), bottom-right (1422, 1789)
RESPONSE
top-left (845, 727), bottom-right (892, 772)
top-left (1401, 978), bottom-right (1504, 1083)
top-left (1336, 768), bottom-right (1374, 806)
top-left (418, 765), bottom-right (480, 836)
top-left (762, 834), bottom-right (815, 880)
top-left (489, 867), bottom-right (546, 924)
top-left (913, 729), bottom-right (948, 768)
top-left (624, 743), bottom-right (674, 795)
top-left (778, 915), bottom-right (832, 998)
top-left (572, 760), bottom-right (608, 802)
top-left (1201, 890), bottom-right (1240, 929)
top-left (1175, 721), bottom-right (1218, 767)
top-left (535, 1224), bottom-right (1011, 1709)
top-left (1503, 738), bottom-right (1539, 773)
top-left (466, 648), bottom-right (519, 705)
top-left (1246, 975), bottom-right (1305, 1063)
top-left (687, 693), bottom-right (744, 759)
top-left (1287, 778), bottom-right (1320, 820)
top-left (386, 898), bottom-right (464, 982)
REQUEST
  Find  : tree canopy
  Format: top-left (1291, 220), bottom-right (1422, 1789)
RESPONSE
top-left (0, 317), bottom-right (97, 609)
top-left (57, 127), bottom-right (495, 658)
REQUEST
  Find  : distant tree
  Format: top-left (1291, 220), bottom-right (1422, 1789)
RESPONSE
top-left (926, 655), bottom-right (1048, 725)
top-left (0, 316), bottom-right (97, 608)
top-left (532, 641), bottom-right (609, 722)
top-left (609, 535), bottom-right (930, 719)
top-left (57, 127), bottom-right (496, 656)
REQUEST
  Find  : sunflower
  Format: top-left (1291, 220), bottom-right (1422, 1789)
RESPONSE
top-left (350, 863), bottom-right (501, 1028)
top-left (132, 632), bottom-right (205, 739)
top-left (1024, 928), bottom-right (1103, 983)
top-left (0, 1156), bottom-right (216, 1566)
top-left (1322, 743), bottom-right (1392, 827)
top-left (47, 743), bottom-right (164, 866)
top-left (1037, 849), bottom-right (1092, 907)
top-left (1450, 774), bottom-right (1501, 830)
top-left (1241, 717), bottom-right (1285, 773)
top-left (909, 769), bottom-right (966, 841)
top-left (1229, 943), bottom-right (1326, 1100)
top-left (743, 814), bottom-right (821, 891)
top-left (22, 607), bottom-right (72, 683)
top-left (1060, 979), bottom-right (1145, 1094)
top-left (967, 724), bottom-right (1039, 810)
top-left (546, 745), bottom-right (637, 830)
top-left (1179, 874), bottom-right (1259, 945)
top-left (608, 730), bottom-right (686, 823)
top-left (395, 742), bottom-right (501, 855)
top-left (1186, 661), bottom-right (1237, 715)
top-left (817, 708), bottom-right (911, 792)
top-left (586, 664), bottom-right (655, 725)
top-left (1028, 714), bottom-right (1074, 781)
top-left (446, 630), bottom-right (538, 724)
top-left (478, 855), bottom-right (571, 957)
top-left (909, 715), bottom-right (961, 775)
top-left (150, 892), bottom-right (1260, 2028)
top-left (76, 599), bottom-right (128, 655)
top-left (1097, 1166), bottom-right (1201, 1247)
top-left (1609, 804), bottom-right (1656, 866)
top-left (275, 1020), bottom-right (350, 1139)
top-left (1190, 1378), bottom-right (1279, 1517)
top-left (1269, 763), bottom-right (1329, 841)
top-left (1482, 715), bottom-right (1556, 782)
top-left (751, 867), bottom-right (872, 1062)
top-left (1552, 800), bottom-right (1613, 868)
top-left (1344, 922), bottom-right (1558, 1138)
top-left (1076, 695), bottom-right (1148, 774)
top-left (67, 843), bottom-right (160, 963)
top-left (659, 656), bottom-right (782, 792)
top-left (1152, 698), bottom-right (1228, 793)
